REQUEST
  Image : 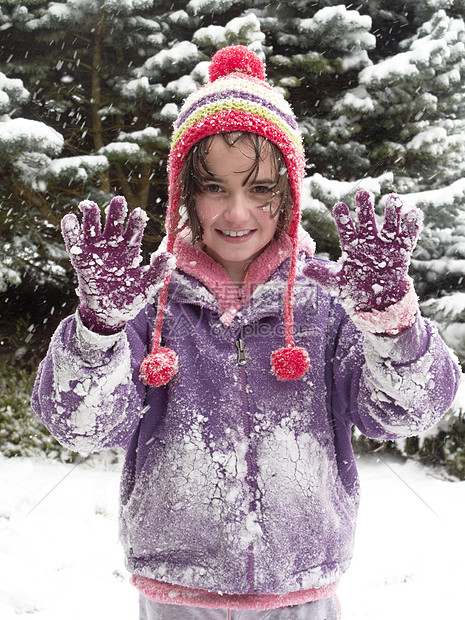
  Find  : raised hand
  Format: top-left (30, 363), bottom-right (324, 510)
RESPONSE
top-left (61, 196), bottom-right (175, 334)
top-left (304, 190), bottom-right (422, 313)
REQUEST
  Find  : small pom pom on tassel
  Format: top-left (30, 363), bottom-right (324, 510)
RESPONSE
top-left (271, 346), bottom-right (310, 381)
top-left (140, 347), bottom-right (178, 387)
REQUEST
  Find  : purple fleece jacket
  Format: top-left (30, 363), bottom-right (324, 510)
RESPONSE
top-left (32, 252), bottom-right (460, 597)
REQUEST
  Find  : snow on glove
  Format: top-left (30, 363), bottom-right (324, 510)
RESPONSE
top-left (61, 196), bottom-right (175, 335)
top-left (304, 190), bottom-right (423, 319)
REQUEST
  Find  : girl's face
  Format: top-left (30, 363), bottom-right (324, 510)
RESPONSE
top-left (195, 134), bottom-right (279, 283)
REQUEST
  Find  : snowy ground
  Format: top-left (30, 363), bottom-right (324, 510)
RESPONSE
top-left (0, 452), bottom-right (463, 619)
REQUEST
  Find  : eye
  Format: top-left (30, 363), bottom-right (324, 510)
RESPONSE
top-left (252, 183), bottom-right (279, 210)
top-left (252, 184), bottom-right (274, 195)
top-left (202, 183), bottom-right (224, 194)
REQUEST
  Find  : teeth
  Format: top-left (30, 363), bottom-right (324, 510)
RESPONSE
top-left (221, 230), bottom-right (252, 237)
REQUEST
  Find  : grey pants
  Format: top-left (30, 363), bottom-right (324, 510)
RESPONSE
top-left (139, 594), bottom-right (341, 619)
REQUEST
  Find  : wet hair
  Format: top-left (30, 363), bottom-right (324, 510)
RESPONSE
top-left (177, 132), bottom-right (293, 241)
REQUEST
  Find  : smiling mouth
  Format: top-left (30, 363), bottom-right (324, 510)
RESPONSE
top-left (219, 229), bottom-right (253, 237)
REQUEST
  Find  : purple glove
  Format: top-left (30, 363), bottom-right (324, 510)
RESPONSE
top-left (61, 196), bottom-right (175, 334)
top-left (304, 190), bottom-right (423, 313)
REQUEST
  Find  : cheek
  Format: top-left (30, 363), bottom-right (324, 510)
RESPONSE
top-left (258, 210), bottom-right (279, 236)
top-left (195, 200), bottom-right (222, 226)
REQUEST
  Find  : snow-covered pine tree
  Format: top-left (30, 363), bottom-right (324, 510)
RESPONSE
top-left (0, 0), bottom-right (176, 281)
top-left (0, 68), bottom-right (64, 291)
top-left (0, 0), bottom-right (171, 362)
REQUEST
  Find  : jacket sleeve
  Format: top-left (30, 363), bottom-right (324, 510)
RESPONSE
top-left (31, 309), bottom-right (151, 454)
top-left (331, 305), bottom-right (462, 440)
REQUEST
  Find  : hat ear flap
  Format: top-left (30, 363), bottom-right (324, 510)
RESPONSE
top-left (140, 234), bottom-right (178, 388)
top-left (271, 233), bottom-right (310, 381)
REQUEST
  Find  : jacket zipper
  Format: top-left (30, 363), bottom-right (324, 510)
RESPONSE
top-left (235, 329), bottom-right (256, 593)
top-left (235, 337), bottom-right (247, 365)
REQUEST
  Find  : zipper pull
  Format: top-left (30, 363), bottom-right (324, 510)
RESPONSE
top-left (236, 337), bottom-right (247, 365)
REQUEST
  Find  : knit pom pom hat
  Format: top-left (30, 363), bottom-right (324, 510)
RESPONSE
top-left (140, 45), bottom-right (310, 387)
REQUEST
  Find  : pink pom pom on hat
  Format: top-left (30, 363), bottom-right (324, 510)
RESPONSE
top-left (140, 45), bottom-right (309, 387)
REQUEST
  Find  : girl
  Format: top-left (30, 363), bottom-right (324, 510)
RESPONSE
top-left (32, 46), bottom-right (460, 619)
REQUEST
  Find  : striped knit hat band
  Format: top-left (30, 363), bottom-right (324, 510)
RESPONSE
top-left (139, 46), bottom-right (310, 387)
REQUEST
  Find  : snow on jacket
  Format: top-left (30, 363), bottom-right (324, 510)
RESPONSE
top-left (32, 242), bottom-right (461, 597)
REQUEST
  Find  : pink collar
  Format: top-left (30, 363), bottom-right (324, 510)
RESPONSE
top-left (173, 229), bottom-right (314, 324)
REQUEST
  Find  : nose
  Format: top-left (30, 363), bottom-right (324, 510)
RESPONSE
top-left (223, 193), bottom-right (250, 225)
